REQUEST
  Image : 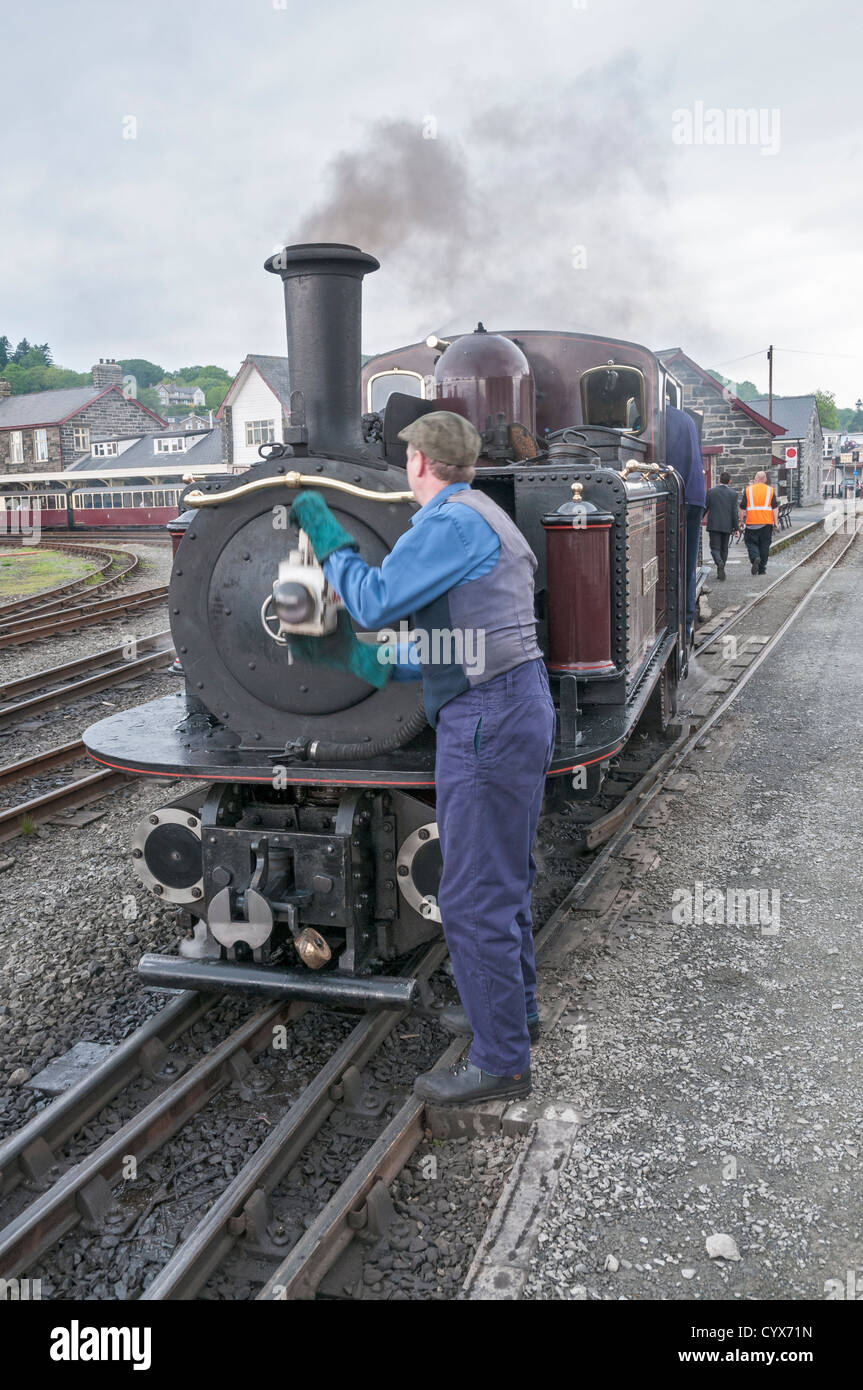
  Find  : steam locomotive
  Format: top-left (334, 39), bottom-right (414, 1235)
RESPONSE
top-left (84, 242), bottom-right (691, 1009)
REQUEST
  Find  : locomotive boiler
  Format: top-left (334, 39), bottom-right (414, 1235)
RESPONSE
top-left (84, 241), bottom-right (689, 1008)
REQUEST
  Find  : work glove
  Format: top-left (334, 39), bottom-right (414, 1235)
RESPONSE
top-left (287, 609), bottom-right (392, 689)
top-left (289, 492), bottom-right (359, 562)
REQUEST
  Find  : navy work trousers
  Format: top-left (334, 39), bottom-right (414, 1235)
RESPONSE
top-left (685, 503), bottom-right (705, 636)
top-left (435, 658), bottom-right (556, 1076)
top-left (745, 525), bottom-right (773, 574)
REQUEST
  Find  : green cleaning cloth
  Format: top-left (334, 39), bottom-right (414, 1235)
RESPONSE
top-left (287, 609), bottom-right (392, 689)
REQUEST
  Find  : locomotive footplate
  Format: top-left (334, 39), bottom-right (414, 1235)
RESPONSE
top-left (84, 694), bottom-right (438, 787)
top-left (83, 657), bottom-right (675, 792)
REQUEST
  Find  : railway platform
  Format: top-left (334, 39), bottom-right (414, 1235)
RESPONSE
top-left (462, 523), bottom-right (862, 1300)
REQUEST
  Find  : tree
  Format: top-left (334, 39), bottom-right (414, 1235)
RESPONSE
top-left (0, 335), bottom-right (9, 368)
top-left (11, 338), bottom-right (32, 363)
top-left (708, 370), bottom-right (761, 402)
top-left (32, 342), bottom-right (53, 365)
top-left (0, 362), bottom-right (90, 394)
top-left (137, 386), bottom-right (164, 414)
top-left (118, 358), bottom-right (166, 389)
top-left (205, 383), bottom-right (228, 411)
top-left (814, 389), bottom-right (839, 430)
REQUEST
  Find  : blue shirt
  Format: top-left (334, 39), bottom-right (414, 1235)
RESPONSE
top-left (665, 404), bottom-right (706, 507)
top-left (323, 482), bottom-right (500, 678)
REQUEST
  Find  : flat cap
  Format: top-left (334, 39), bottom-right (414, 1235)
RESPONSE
top-left (398, 411), bottom-right (482, 468)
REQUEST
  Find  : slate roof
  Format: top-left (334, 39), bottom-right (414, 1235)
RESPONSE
top-left (0, 386), bottom-right (104, 427)
top-left (65, 429), bottom-right (221, 473)
top-left (747, 396), bottom-right (818, 441)
top-left (247, 355), bottom-right (291, 409)
top-left (158, 385), bottom-right (200, 399)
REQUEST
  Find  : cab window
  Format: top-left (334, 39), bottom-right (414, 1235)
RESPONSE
top-left (368, 370), bottom-right (424, 414)
top-left (581, 365), bottom-right (646, 433)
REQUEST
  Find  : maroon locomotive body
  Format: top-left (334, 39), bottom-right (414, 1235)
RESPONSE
top-left (84, 243), bottom-right (691, 1007)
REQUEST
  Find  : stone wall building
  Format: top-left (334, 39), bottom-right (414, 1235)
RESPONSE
top-left (658, 348), bottom-right (786, 494)
top-left (0, 361), bottom-right (166, 473)
top-left (749, 395), bottom-right (823, 505)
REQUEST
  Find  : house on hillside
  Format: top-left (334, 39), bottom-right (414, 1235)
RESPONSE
top-left (657, 348), bottom-right (787, 495)
top-left (0, 360), bottom-right (167, 473)
top-left (218, 355), bottom-right (291, 470)
top-left (155, 382), bottom-right (206, 409)
top-left (748, 395), bottom-right (822, 505)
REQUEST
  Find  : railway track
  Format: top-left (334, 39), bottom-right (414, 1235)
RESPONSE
top-left (0, 631), bottom-right (174, 729)
top-left (0, 584), bottom-right (168, 649)
top-left (0, 740), bottom-right (132, 842)
top-left (0, 544), bottom-right (139, 619)
top-left (0, 517), bottom-right (856, 1302)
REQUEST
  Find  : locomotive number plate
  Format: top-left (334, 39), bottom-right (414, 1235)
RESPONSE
top-left (641, 556), bottom-right (659, 595)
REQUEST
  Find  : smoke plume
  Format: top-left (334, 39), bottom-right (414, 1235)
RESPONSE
top-left (288, 55), bottom-right (698, 350)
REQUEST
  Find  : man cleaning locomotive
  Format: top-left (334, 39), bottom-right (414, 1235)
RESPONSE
top-left (287, 410), bottom-right (556, 1106)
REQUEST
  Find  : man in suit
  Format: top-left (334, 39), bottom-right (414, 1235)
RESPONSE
top-left (702, 471), bottom-right (743, 580)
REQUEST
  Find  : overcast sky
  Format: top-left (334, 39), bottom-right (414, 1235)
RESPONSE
top-left (1, 0), bottom-right (861, 403)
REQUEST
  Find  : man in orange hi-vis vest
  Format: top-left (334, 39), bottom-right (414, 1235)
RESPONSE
top-left (741, 470), bottom-right (779, 575)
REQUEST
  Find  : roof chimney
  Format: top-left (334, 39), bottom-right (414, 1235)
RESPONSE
top-left (93, 358), bottom-right (123, 389)
top-left (0, 379), bottom-right (11, 400)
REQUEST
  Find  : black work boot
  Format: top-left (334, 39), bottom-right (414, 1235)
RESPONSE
top-left (751, 560), bottom-right (759, 575)
top-left (435, 1004), bottom-right (540, 1044)
top-left (414, 1058), bottom-right (531, 1105)
top-left (717, 562), bottom-right (726, 581)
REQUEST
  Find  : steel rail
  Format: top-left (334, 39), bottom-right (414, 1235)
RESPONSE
top-left (0, 740), bottom-right (89, 789)
top-left (0, 586), bottom-right (168, 648)
top-left (0, 630), bottom-right (172, 701)
top-left (0, 767), bottom-right (131, 843)
top-left (693, 515), bottom-right (839, 656)
top-left (0, 645), bottom-right (175, 729)
top-left (140, 942), bottom-right (447, 1300)
top-left (0, 992), bottom-right (215, 1198)
top-left (0, 582), bottom-right (165, 635)
top-left (259, 1037), bottom-right (466, 1301)
top-left (0, 1000), bottom-right (307, 1278)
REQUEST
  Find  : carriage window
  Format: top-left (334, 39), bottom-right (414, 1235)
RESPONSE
top-left (132, 491), bottom-right (144, 506)
top-left (581, 365), bottom-right (646, 433)
top-left (368, 370), bottom-right (424, 414)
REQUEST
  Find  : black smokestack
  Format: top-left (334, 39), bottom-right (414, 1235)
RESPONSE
top-left (264, 242), bottom-right (379, 458)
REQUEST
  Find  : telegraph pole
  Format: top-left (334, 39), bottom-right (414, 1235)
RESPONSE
top-left (767, 345), bottom-right (774, 420)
